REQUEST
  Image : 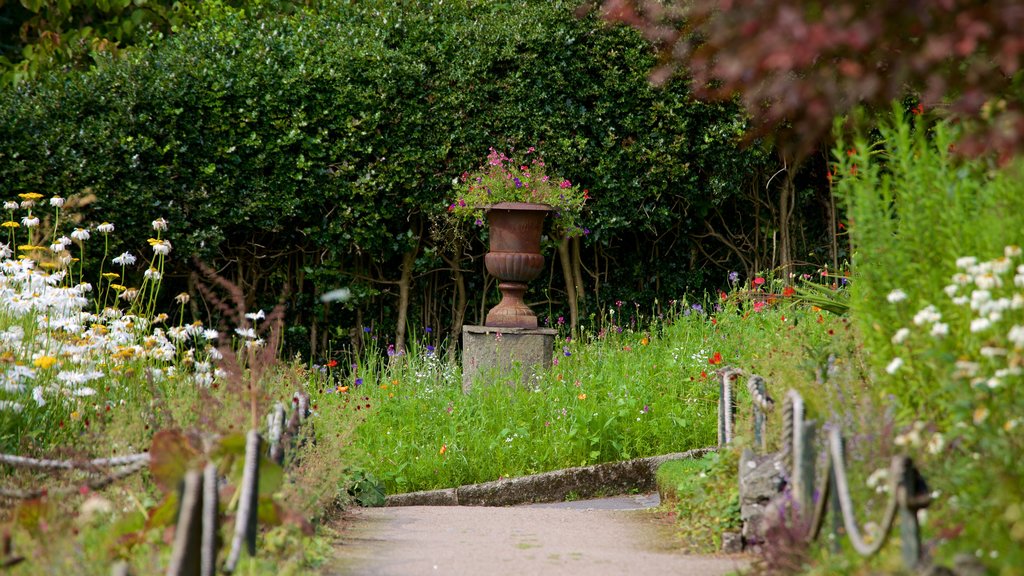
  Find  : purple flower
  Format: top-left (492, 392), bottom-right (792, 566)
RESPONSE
top-left (641, 405), bottom-right (650, 414)
top-left (691, 303), bottom-right (703, 313)
top-left (583, 228), bottom-right (591, 236)
top-left (426, 345), bottom-right (436, 356)
top-left (363, 326), bottom-right (371, 333)
top-left (387, 344), bottom-right (396, 357)
top-left (513, 177), bottom-right (523, 188)
top-left (425, 326), bottom-right (433, 333)
top-left (728, 271), bottom-right (739, 284)
top-left (563, 346), bottom-right (571, 357)
top-left (355, 378), bottom-right (363, 386)
top-left (557, 316), bottom-right (565, 326)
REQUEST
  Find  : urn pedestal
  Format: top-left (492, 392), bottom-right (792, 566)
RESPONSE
top-left (461, 325), bottom-right (557, 392)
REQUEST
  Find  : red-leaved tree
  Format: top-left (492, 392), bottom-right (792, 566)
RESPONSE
top-left (599, 0), bottom-right (1024, 161)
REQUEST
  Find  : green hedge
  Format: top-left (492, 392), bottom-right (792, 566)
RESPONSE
top-left (0, 1), bottom-right (766, 355)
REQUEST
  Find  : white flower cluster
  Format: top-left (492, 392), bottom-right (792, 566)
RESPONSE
top-left (885, 246), bottom-right (1024, 394)
top-left (0, 213), bottom-right (219, 412)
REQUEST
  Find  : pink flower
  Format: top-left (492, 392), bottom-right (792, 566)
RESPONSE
top-left (753, 301), bottom-right (766, 313)
top-left (753, 277), bottom-right (765, 286)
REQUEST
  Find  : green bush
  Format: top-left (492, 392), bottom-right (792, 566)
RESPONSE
top-left (0, 1), bottom-right (765, 354)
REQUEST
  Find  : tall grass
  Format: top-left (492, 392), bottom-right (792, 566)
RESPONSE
top-left (336, 293), bottom-right (830, 494)
top-left (833, 107), bottom-right (1024, 572)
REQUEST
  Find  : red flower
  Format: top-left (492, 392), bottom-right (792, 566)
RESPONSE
top-left (911, 103), bottom-right (924, 115)
top-left (782, 286), bottom-right (795, 297)
top-left (709, 351), bottom-right (722, 365)
top-left (326, 359), bottom-right (338, 368)
top-left (700, 371), bottom-right (708, 379)
top-left (711, 317), bottom-right (717, 325)
top-left (719, 290), bottom-right (728, 300)
top-left (753, 277), bottom-right (765, 286)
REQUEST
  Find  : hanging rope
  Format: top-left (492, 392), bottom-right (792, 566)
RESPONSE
top-left (0, 452), bottom-right (150, 470)
top-left (0, 458), bottom-right (149, 500)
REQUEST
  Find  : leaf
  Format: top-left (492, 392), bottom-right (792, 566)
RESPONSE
top-left (149, 429), bottom-right (200, 493)
top-left (145, 493), bottom-right (179, 531)
top-left (256, 496), bottom-right (281, 526)
top-left (257, 454), bottom-right (284, 495)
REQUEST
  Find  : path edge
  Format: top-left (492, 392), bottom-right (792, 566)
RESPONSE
top-left (384, 447), bottom-right (714, 507)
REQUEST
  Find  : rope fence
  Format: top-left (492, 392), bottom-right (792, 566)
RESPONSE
top-left (717, 368), bottom-right (932, 570)
top-left (0, 389), bottom-right (311, 576)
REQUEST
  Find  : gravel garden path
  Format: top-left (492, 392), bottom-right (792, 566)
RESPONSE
top-left (328, 494), bottom-right (749, 576)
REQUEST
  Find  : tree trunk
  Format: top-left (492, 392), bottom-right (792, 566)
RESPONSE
top-left (777, 159), bottom-right (798, 281)
top-left (445, 245), bottom-right (467, 362)
top-left (557, 237), bottom-right (578, 333)
top-left (395, 247), bottom-right (416, 354)
top-left (571, 236), bottom-right (585, 308)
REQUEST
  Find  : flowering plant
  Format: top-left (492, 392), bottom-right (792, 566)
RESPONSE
top-left (449, 147), bottom-right (588, 236)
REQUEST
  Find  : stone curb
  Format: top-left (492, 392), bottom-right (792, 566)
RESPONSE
top-left (385, 447), bottom-right (714, 507)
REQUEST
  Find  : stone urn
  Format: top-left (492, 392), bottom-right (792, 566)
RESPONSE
top-left (483, 202), bottom-right (551, 328)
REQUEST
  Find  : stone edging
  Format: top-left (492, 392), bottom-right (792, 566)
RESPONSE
top-left (384, 447), bottom-right (714, 507)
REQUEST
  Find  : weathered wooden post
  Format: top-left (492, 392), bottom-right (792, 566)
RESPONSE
top-left (717, 369), bottom-right (736, 447)
top-left (224, 430), bottom-right (261, 573)
top-left (167, 469), bottom-right (203, 576)
top-left (829, 433), bottom-right (844, 553)
top-left (750, 375), bottom-right (768, 451)
top-left (794, 420), bottom-right (817, 520)
top-left (201, 462), bottom-right (220, 576)
top-left (897, 456), bottom-right (931, 570)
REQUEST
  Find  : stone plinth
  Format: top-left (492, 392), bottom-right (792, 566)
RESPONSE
top-left (461, 325), bottom-right (557, 392)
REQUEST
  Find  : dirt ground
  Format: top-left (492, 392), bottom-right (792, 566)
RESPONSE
top-left (328, 495), bottom-right (749, 576)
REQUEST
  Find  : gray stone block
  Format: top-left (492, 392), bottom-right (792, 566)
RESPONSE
top-left (462, 325), bottom-right (557, 392)
top-left (738, 448), bottom-right (788, 544)
top-left (721, 531), bottom-right (744, 554)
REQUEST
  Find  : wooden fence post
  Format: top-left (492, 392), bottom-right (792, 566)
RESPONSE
top-left (201, 463), bottom-right (220, 576)
top-left (166, 469), bottom-right (203, 576)
top-left (224, 430), bottom-right (261, 573)
top-left (795, 420), bottom-right (817, 521)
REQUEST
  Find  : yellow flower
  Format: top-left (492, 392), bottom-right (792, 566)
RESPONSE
top-left (974, 406), bottom-right (990, 424)
top-left (380, 384), bottom-right (388, 390)
top-left (110, 284), bottom-right (127, 292)
top-left (578, 393), bottom-right (587, 400)
top-left (640, 337), bottom-right (650, 346)
top-left (33, 356), bottom-right (57, 369)
top-left (1, 221), bottom-right (19, 228)
top-left (18, 192), bottom-right (43, 200)
top-left (102, 272), bottom-right (120, 279)
top-left (71, 411), bottom-right (81, 420)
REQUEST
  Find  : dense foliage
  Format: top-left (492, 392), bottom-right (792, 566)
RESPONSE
top-left (0, 0), bottom-right (776, 358)
top-left (835, 110), bottom-right (1024, 571)
top-left (602, 0), bottom-right (1024, 159)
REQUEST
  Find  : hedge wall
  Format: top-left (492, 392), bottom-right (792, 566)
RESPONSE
top-left (0, 0), bottom-right (768, 357)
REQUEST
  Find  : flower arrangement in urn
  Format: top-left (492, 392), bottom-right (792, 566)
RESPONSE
top-left (449, 147), bottom-right (589, 328)
top-left (449, 147), bottom-right (588, 236)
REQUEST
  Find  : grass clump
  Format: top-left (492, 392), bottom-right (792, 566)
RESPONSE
top-left (656, 451), bottom-right (741, 553)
